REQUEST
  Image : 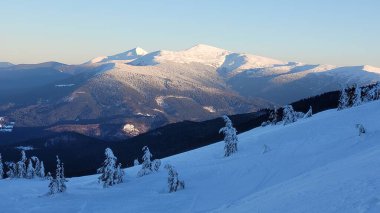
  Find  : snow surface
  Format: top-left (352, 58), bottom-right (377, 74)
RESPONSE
top-left (1, 100), bottom-right (380, 213)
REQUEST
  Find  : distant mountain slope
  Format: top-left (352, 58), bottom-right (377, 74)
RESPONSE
top-left (1, 44), bottom-right (379, 140)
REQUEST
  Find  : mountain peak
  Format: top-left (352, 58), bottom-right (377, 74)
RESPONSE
top-left (87, 47), bottom-right (148, 64)
top-left (185, 44), bottom-right (229, 54)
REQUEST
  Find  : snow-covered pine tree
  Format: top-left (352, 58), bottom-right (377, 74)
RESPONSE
top-left (137, 146), bottom-right (152, 177)
top-left (219, 115), bottom-right (238, 157)
top-left (97, 148), bottom-right (117, 188)
top-left (282, 105), bottom-right (298, 125)
top-left (303, 106), bottom-right (313, 118)
top-left (134, 159), bottom-right (140, 166)
top-left (26, 159), bottom-right (35, 179)
top-left (352, 84), bottom-right (362, 107)
top-left (164, 164), bottom-right (185, 193)
top-left (114, 163), bottom-right (125, 184)
top-left (355, 124), bottom-right (366, 136)
top-left (47, 172), bottom-right (58, 195)
top-left (0, 153), bottom-right (3, 179)
top-left (39, 161), bottom-right (45, 178)
top-left (5, 162), bottom-right (16, 178)
top-left (338, 86), bottom-right (349, 110)
top-left (137, 146), bottom-right (161, 177)
top-left (365, 82), bottom-right (380, 102)
top-left (16, 150), bottom-right (27, 178)
top-left (58, 162), bottom-right (67, 193)
top-left (31, 156), bottom-right (41, 178)
top-left (270, 107), bottom-right (279, 125)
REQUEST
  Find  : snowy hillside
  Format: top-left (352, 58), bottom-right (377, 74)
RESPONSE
top-left (1, 100), bottom-right (380, 212)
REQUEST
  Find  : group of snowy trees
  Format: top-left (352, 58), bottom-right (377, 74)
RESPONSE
top-left (338, 83), bottom-right (380, 110)
top-left (0, 150), bottom-right (69, 196)
top-left (97, 146), bottom-right (184, 193)
top-left (262, 105), bottom-right (313, 127)
top-left (0, 150), bottom-right (45, 180)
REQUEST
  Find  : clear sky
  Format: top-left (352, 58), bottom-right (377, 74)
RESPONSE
top-left (0, 0), bottom-right (379, 66)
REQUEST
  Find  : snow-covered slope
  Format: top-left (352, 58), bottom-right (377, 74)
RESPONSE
top-left (1, 100), bottom-right (380, 212)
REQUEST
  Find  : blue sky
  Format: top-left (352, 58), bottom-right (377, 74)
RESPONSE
top-left (0, 0), bottom-right (379, 66)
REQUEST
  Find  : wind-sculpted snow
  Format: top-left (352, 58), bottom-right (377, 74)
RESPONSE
top-left (1, 99), bottom-right (380, 212)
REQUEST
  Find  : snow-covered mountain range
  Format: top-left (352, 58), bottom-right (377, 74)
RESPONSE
top-left (1, 44), bottom-right (380, 139)
top-left (1, 98), bottom-right (379, 212)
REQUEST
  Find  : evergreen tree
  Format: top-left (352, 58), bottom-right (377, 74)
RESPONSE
top-left (39, 161), bottom-right (46, 178)
top-left (219, 115), bottom-right (238, 157)
top-left (365, 82), bottom-right (380, 102)
top-left (303, 106), bottom-right (313, 118)
top-left (48, 155), bottom-right (67, 194)
top-left (31, 156), bottom-right (41, 178)
top-left (338, 86), bottom-right (349, 110)
top-left (47, 172), bottom-right (58, 195)
top-left (26, 160), bottom-right (35, 179)
top-left (16, 150), bottom-right (27, 178)
top-left (352, 84), bottom-right (362, 107)
top-left (137, 146), bottom-right (161, 177)
top-left (270, 107), bottom-right (279, 124)
top-left (97, 148), bottom-right (117, 188)
top-left (0, 153), bottom-right (3, 179)
top-left (5, 162), bottom-right (16, 178)
top-left (114, 163), bottom-right (125, 184)
top-left (164, 164), bottom-right (185, 193)
top-left (282, 105), bottom-right (297, 125)
top-left (134, 159), bottom-right (140, 166)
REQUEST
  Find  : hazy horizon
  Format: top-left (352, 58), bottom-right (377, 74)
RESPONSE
top-left (1, 0), bottom-right (379, 67)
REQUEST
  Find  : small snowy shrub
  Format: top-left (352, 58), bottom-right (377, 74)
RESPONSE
top-left (164, 164), bottom-right (185, 193)
top-left (355, 124), bottom-right (366, 136)
top-left (282, 105), bottom-right (298, 125)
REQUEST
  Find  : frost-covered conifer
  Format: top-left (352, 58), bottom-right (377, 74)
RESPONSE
top-left (0, 153), bottom-right (4, 179)
top-left (16, 150), bottom-right (27, 178)
top-left (303, 106), bottom-right (313, 118)
top-left (39, 161), bottom-right (45, 178)
top-left (134, 159), bottom-right (140, 166)
top-left (282, 105), bottom-right (298, 125)
top-left (114, 163), bottom-right (125, 184)
top-left (31, 156), bottom-right (41, 177)
top-left (5, 162), bottom-right (16, 178)
top-left (97, 148), bottom-right (117, 188)
top-left (137, 146), bottom-right (161, 177)
top-left (355, 124), bottom-right (366, 136)
top-left (338, 86), bottom-right (349, 110)
top-left (48, 155), bottom-right (67, 194)
top-left (219, 115), bottom-right (238, 157)
top-left (352, 84), bottom-right (362, 107)
top-left (48, 172), bottom-right (58, 195)
top-left (26, 160), bottom-right (35, 179)
top-left (164, 164), bottom-right (185, 193)
top-left (58, 162), bottom-right (67, 192)
top-left (365, 82), bottom-right (380, 102)
top-left (270, 107), bottom-right (279, 125)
